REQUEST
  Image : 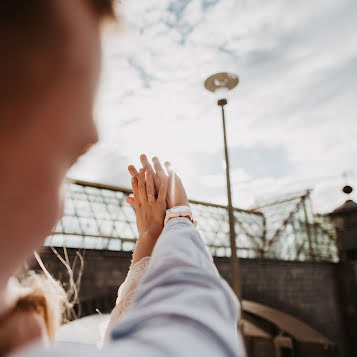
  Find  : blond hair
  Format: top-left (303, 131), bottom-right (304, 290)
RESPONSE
top-left (0, 272), bottom-right (68, 355)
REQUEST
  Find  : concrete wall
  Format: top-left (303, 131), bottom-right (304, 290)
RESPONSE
top-left (215, 257), bottom-right (345, 352)
top-left (28, 248), bottom-right (346, 353)
top-left (336, 260), bottom-right (357, 356)
top-left (29, 249), bottom-right (132, 316)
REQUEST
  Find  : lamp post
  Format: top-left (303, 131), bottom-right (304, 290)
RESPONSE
top-left (204, 72), bottom-right (241, 300)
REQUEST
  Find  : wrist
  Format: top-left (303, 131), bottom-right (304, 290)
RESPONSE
top-left (132, 233), bottom-right (157, 266)
top-left (168, 215), bottom-right (192, 223)
top-left (164, 205), bottom-right (196, 227)
top-left (168, 201), bottom-right (190, 209)
top-left (139, 230), bottom-right (159, 243)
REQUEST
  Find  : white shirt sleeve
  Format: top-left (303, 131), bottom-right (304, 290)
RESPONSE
top-left (16, 217), bottom-right (246, 357)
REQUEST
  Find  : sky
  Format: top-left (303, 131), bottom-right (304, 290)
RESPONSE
top-left (69, 0), bottom-right (357, 214)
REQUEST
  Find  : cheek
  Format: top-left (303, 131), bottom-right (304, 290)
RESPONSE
top-left (23, 176), bottom-right (64, 243)
top-left (3, 149), bottom-right (66, 247)
top-left (32, 167), bottom-right (66, 230)
top-left (57, 184), bottom-right (66, 220)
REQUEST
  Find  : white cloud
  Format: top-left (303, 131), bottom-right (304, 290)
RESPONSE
top-left (71, 0), bottom-right (357, 213)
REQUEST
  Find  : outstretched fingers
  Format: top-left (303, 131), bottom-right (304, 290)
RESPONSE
top-left (127, 176), bottom-right (139, 209)
top-left (128, 157), bottom-right (170, 208)
top-left (153, 157), bottom-right (168, 201)
top-left (152, 157), bottom-right (165, 176)
top-left (158, 174), bottom-right (168, 204)
top-left (128, 165), bottom-right (139, 178)
top-left (164, 161), bottom-right (172, 175)
top-left (126, 196), bottom-right (135, 208)
top-left (140, 154), bottom-right (160, 192)
top-left (146, 167), bottom-right (156, 204)
top-left (138, 168), bottom-right (148, 206)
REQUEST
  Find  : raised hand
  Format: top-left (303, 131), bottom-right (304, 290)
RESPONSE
top-left (127, 155), bottom-right (192, 264)
top-left (163, 161), bottom-right (189, 209)
top-left (127, 154), bottom-right (190, 210)
top-left (129, 166), bottom-right (168, 240)
top-left (127, 154), bottom-right (161, 207)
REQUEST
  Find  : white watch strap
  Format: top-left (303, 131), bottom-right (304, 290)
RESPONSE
top-left (164, 206), bottom-right (197, 227)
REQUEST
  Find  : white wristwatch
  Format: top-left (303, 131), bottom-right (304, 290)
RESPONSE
top-left (164, 205), bottom-right (197, 227)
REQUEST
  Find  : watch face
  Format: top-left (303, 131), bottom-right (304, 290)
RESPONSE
top-left (171, 206), bottom-right (189, 214)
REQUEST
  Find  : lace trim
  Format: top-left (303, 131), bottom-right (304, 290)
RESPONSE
top-left (114, 256), bottom-right (151, 318)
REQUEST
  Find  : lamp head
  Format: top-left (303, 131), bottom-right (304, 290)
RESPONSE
top-left (204, 72), bottom-right (239, 93)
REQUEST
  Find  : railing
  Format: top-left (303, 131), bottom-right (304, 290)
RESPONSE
top-left (46, 179), bottom-right (338, 262)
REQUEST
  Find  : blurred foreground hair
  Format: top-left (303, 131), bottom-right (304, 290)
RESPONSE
top-left (0, 272), bottom-right (67, 355)
top-left (1, 272), bottom-right (67, 338)
top-left (0, 248), bottom-right (84, 355)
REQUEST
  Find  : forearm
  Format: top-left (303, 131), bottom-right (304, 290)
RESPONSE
top-left (131, 233), bottom-right (156, 266)
top-left (109, 218), bottom-right (244, 356)
top-left (105, 229), bottom-right (159, 339)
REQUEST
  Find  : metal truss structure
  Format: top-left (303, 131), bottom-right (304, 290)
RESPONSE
top-left (47, 180), bottom-right (338, 262)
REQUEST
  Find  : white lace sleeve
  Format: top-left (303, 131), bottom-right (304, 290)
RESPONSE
top-left (114, 256), bottom-right (151, 317)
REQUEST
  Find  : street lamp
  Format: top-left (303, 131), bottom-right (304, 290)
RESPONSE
top-left (204, 72), bottom-right (241, 299)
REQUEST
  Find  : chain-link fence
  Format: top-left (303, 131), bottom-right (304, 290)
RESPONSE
top-left (46, 180), bottom-right (337, 262)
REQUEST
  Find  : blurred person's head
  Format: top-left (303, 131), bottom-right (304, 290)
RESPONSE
top-left (0, 0), bottom-right (116, 289)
